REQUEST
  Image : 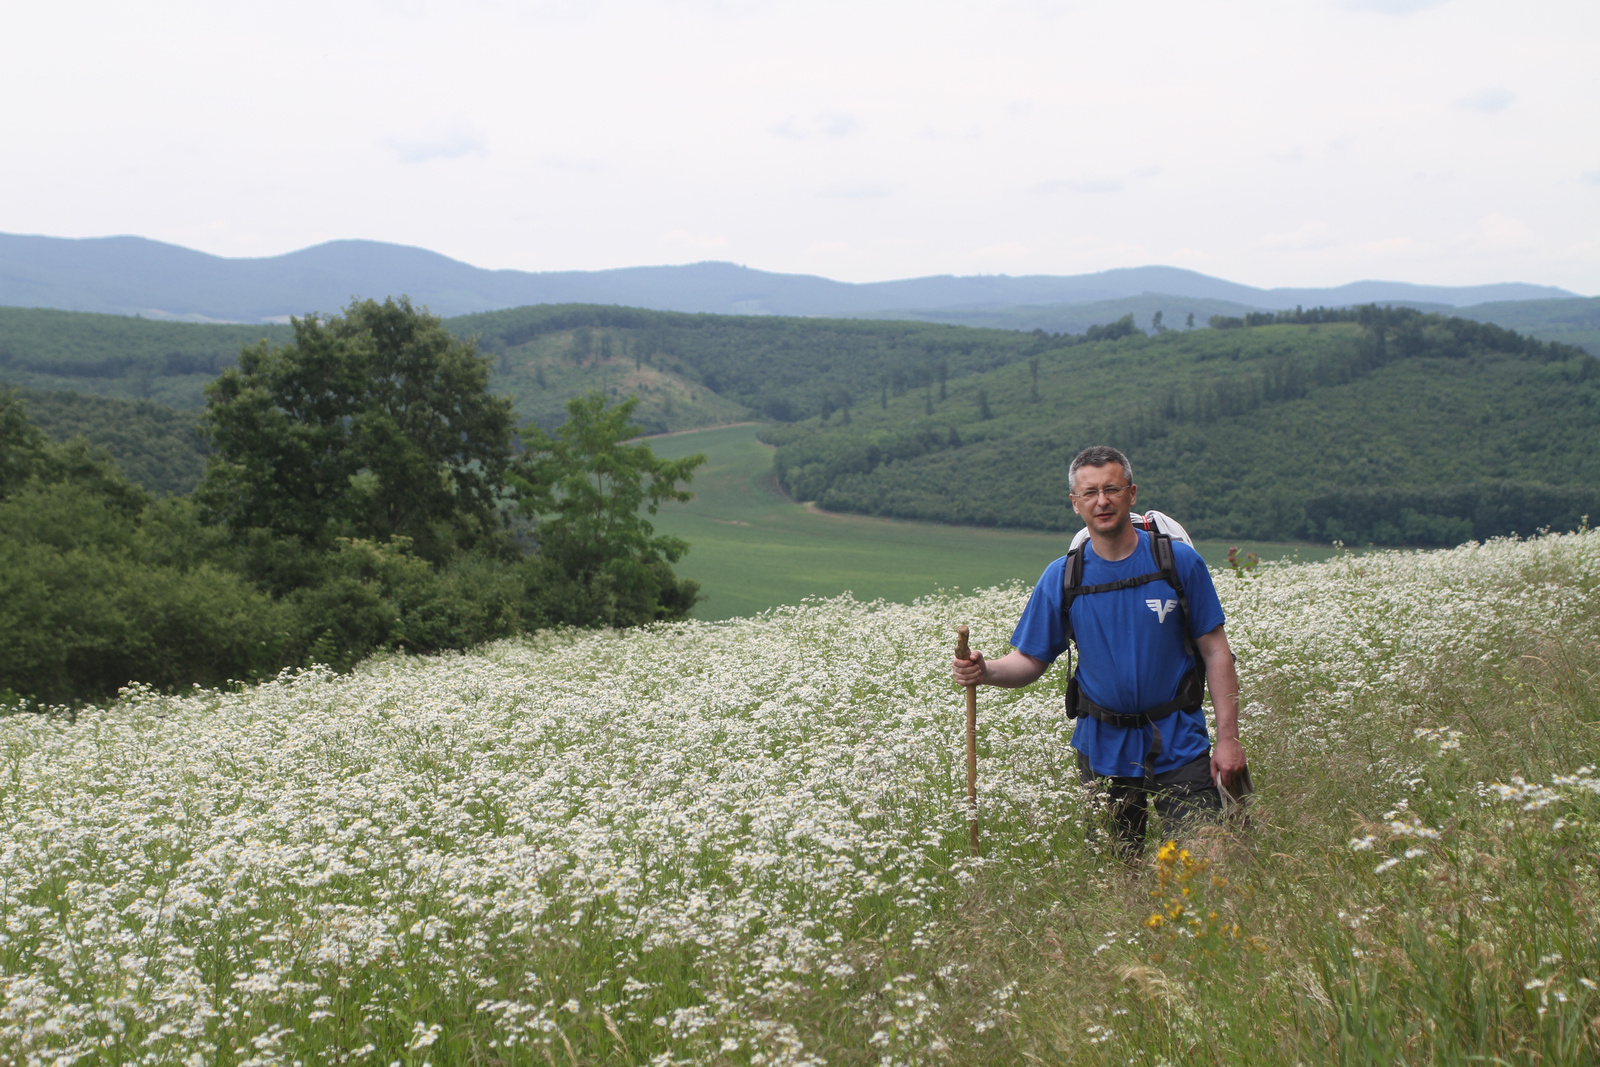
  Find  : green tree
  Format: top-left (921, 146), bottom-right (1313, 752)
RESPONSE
top-left (197, 298), bottom-right (517, 564)
top-left (515, 393), bottom-right (705, 626)
top-left (0, 388), bottom-right (48, 495)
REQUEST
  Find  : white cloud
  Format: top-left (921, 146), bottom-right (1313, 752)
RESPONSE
top-left (1337, 0), bottom-right (1450, 13)
top-left (538, 154), bottom-right (604, 173)
top-left (969, 241), bottom-right (1033, 268)
top-left (915, 123), bottom-right (982, 142)
top-left (770, 112), bottom-right (858, 140)
top-left (1262, 222), bottom-right (1337, 251)
top-left (663, 229), bottom-right (730, 252)
top-left (1457, 86), bottom-right (1515, 113)
top-left (1478, 213), bottom-right (1533, 247)
top-left (1033, 177), bottom-right (1123, 195)
top-left (817, 185), bottom-right (893, 199)
top-left (1360, 235), bottom-right (1417, 255)
top-left (1031, 167), bottom-right (1159, 196)
top-left (388, 119), bottom-right (486, 164)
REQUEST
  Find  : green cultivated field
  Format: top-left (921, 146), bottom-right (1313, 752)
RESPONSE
top-left (647, 423), bottom-right (1340, 620)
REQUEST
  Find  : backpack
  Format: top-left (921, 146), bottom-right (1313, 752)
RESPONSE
top-left (1062, 510), bottom-right (1206, 782)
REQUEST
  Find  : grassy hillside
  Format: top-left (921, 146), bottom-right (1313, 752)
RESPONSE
top-left (644, 424), bottom-right (1337, 619)
top-left (4, 533), bottom-right (1596, 1065)
top-left (764, 307), bottom-right (1600, 544)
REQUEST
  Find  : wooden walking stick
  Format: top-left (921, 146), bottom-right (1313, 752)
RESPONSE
top-left (955, 625), bottom-right (979, 856)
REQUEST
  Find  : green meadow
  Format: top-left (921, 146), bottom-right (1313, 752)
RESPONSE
top-left (646, 423), bottom-right (1341, 620)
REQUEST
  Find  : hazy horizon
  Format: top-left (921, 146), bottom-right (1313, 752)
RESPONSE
top-left (7, 231), bottom-right (1592, 299)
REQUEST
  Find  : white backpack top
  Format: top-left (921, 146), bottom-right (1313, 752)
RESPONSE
top-left (1068, 509), bottom-right (1195, 554)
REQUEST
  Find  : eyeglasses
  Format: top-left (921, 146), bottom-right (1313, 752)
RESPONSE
top-left (1071, 485), bottom-right (1131, 501)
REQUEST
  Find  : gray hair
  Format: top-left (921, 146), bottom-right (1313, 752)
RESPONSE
top-left (1068, 445), bottom-right (1133, 493)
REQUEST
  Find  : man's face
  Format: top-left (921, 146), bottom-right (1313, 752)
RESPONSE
top-left (1070, 462), bottom-right (1138, 537)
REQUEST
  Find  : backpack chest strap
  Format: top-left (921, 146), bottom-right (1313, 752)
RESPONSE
top-left (1064, 570), bottom-right (1166, 597)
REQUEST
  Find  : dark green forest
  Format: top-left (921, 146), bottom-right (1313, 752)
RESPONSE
top-left (763, 306), bottom-right (1600, 545)
top-left (0, 307), bottom-right (292, 406)
top-left (14, 388), bottom-right (205, 495)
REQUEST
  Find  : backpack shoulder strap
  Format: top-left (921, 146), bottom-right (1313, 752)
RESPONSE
top-left (1150, 531), bottom-right (1199, 660)
top-left (1061, 543), bottom-right (1085, 645)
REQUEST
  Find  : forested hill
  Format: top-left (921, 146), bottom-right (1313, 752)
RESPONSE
top-left (0, 303), bottom-right (1056, 433)
top-left (0, 308), bottom-right (292, 408)
top-left (10, 388), bottom-right (204, 495)
top-left (450, 304), bottom-right (1057, 433)
top-left (4, 303), bottom-right (1598, 546)
top-left (762, 307), bottom-right (1600, 546)
top-left (0, 305), bottom-right (1061, 495)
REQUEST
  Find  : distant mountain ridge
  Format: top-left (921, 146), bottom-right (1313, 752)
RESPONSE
top-left (0, 232), bottom-right (1582, 324)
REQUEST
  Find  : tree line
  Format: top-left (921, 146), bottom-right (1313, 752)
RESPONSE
top-left (0, 298), bottom-right (703, 705)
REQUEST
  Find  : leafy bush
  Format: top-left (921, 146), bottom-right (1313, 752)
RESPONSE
top-left (0, 479), bottom-right (284, 704)
top-left (281, 539), bottom-right (527, 672)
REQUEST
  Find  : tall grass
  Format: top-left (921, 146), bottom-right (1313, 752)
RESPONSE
top-left (1, 533), bottom-right (1596, 1065)
top-left (906, 535), bottom-right (1600, 1066)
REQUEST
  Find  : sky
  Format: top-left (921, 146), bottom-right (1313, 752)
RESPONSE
top-left (2, 0), bottom-right (1597, 293)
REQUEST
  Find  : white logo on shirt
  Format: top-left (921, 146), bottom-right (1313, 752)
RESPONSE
top-left (1146, 598), bottom-right (1178, 623)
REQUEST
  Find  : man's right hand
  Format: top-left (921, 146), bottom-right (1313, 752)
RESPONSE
top-left (951, 650), bottom-right (986, 687)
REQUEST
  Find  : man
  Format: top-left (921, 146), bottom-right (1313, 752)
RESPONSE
top-left (951, 445), bottom-right (1246, 858)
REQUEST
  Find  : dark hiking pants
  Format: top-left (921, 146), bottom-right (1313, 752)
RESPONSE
top-left (1077, 750), bottom-right (1222, 860)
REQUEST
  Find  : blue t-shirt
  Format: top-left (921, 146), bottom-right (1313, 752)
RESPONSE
top-left (1010, 530), bottom-right (1226, 778)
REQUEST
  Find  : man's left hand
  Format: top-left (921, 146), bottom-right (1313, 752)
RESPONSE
top-left (1211, 737), bottom-right (1246, 791)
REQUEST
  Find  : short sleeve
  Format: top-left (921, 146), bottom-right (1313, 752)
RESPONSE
top-left (1173, 542), bottom-right (1226, 638)
top-left (1009, 556), bottom-right (1070, 664)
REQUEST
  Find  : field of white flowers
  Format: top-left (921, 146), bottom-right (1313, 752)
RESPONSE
top-left (3, 533), bottom-right (1599, 1066)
